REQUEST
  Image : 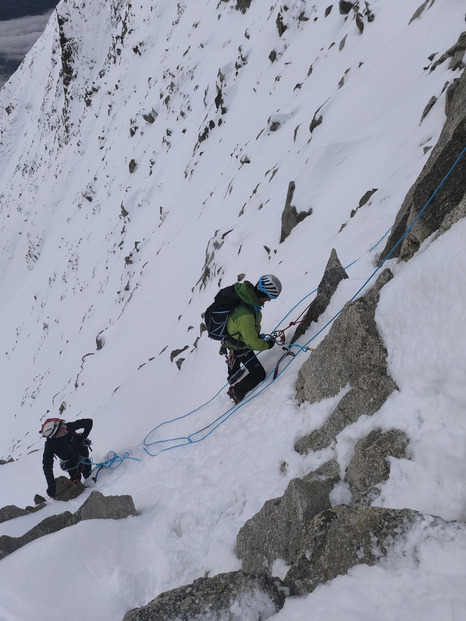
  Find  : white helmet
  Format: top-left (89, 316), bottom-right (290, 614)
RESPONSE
top-left (40, 418), bottom-right (63, 438)
top-left (256, 274), bottom-right (282, 299)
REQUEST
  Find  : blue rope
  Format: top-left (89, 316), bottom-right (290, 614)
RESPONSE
top-left (105, 145), bottom-right (466, 463)
top-left (82, 450), bottom-right (140, 474)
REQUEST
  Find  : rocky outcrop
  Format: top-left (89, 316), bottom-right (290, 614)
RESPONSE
top-left (123, 571), bottom-right (287, 621)
top-left (291, 248), bottom-right (348, 344)
top-left (279, 181), bottom-right (313, 243)
top-left (379, 65), bottom-right (466, 263)
top-left (345, 429), bottom-right (410, 495)
top-left (284, 506), bottom-right (422, 595)
top-left (0, 505), bottom-right (30, 523)
top-left (294, 269), bottom-right (397, 453)
top-left (0, 511), bottom-right (73, 560)
top-left (0, 476), bottom-right (83, 526)
top-left (0, 490), bottom-right (138, 561)
top-left (236, 478), bottom-right (331, 574)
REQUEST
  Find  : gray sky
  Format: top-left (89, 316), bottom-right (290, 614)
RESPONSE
top-left (0, 11), bottom-right (54, 88)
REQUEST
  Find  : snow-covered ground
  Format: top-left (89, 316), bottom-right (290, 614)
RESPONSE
top-left (0, 1), bottom-right (465, 619)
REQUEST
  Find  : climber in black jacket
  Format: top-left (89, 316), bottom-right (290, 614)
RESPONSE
top-left (41, 418), bottom-right (93, 497)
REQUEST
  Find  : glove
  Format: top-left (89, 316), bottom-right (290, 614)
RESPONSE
top-left (82, 438), bottom-right (92, 447)
top-left (46, 485), bottom-right (56, 498)
top-left (260, 333), bottom-right (276, 349)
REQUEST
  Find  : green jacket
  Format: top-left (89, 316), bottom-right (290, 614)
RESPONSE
top-left (226, 281), bottom-right (270, 351)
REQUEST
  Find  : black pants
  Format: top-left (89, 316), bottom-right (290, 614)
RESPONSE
top-left (66, 449), bottom-right (91, 481)
top-left (227, 349), bottom-right (266, 399)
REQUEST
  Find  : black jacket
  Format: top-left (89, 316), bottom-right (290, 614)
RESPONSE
top-left (42, 419), bottom-right (93, 490)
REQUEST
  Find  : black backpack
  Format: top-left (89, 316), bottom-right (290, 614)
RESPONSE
top-left (204, 285), bottom-right (252, 342)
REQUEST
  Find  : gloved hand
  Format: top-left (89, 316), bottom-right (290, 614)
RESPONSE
top-left (260, 333), bottom-right (276, 349)
top-left (82, 438), bottom-right (92, 447)
top-left (46, 485), bottom-right (56, 498)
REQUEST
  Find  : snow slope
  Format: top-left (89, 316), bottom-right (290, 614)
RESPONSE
top-left (0, 1), bottom-right (465, 619)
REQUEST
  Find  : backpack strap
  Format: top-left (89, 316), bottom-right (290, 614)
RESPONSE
top-left (224, 303), bottom-right (258, 348)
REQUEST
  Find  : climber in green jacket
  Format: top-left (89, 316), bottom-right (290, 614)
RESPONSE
top-left (225, 274), bottom-right (282, 404)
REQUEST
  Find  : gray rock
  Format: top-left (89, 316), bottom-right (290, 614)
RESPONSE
top-left (123, 570), bottom-right (287, 621)
top-left (303, 459), bottom-right (341, 487)
top-left (279, 181), bottom-right (313, 243)
top-left (0, 505), bottom-right (30, 524)
top-left (433, 192), bottom-right (466, 241)
top-left (295, 269), bottom-right (393, 405)
top-left (284, 506), bottom-right (422, 595)
top-left (0, 490), bottom-right (138, 560)
top-left (339, 1), bottom-right (355, 15)
top-left (291, 249), bottom-right (348, 344)
top-left (295, 372), bottom-right (397, 453)
top-left (54, 475), bottom-right (86, 501)
top-left (236, 478), bottom-right (331, 574)
top-left (70, 490), bottom-right (139, 524)
top-left (0, 512), bottom-right (73, 560)
top-left (345, 429), bottom-right (410, 492)
top-left (379, 66), bottom-right (466, 263)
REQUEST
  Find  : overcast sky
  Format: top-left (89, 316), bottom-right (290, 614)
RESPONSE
top-left (0, 9), bottom-right (55, 89)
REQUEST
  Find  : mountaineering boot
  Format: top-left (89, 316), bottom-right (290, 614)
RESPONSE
top-left (227, 386), bottom-right (243, 404)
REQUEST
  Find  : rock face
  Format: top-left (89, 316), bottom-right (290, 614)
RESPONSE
top-left (122, 570), bottom-right (287, 621)
top-left (236, 478), bottom-right (331, 574)
top-left (294, 269), bottom-right (398, 453)
top-left (279, 181), bottom-right (313, 243)
top-left (291, 248), bottom-right (348, 344)
top-left (379, 63), bottom-right (466, 263)
top-left (345, 429), bottom-right (410, 494)
top-left (284, 506), bottom-right (422, 595)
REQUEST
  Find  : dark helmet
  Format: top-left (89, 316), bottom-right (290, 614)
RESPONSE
top-left (256, 274), bottom-right (282, 299)
top-left (40, 418), bottom-right (64, 438)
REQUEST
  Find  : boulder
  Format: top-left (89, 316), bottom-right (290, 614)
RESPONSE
top-left (0, 505), bottom-right (30, 524)
top-left (345, 429), bottom-right (410, 493)
top-left (236, 478), bottom-right (331, 574)
top-left (123, 570), bottom-right (287, 621)
top-left (54, 475), bottom-right (86, 501)
top-left (284, 506), bottom-right (422, 595)
top-left (70, 490), bottom-right (139, 524)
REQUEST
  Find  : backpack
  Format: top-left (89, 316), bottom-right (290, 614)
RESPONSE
top-left (204, 284), bottom-right (252, 342)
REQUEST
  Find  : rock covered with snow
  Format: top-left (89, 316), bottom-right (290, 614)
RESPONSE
top-left (122, 570), bottom-right (287, 621)
top-left (294, 268), bottom-right (397, 453)
top-left (380, 61), bottom-right (466, 263)
top-left (236, 477), bottom-right (331, 574)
